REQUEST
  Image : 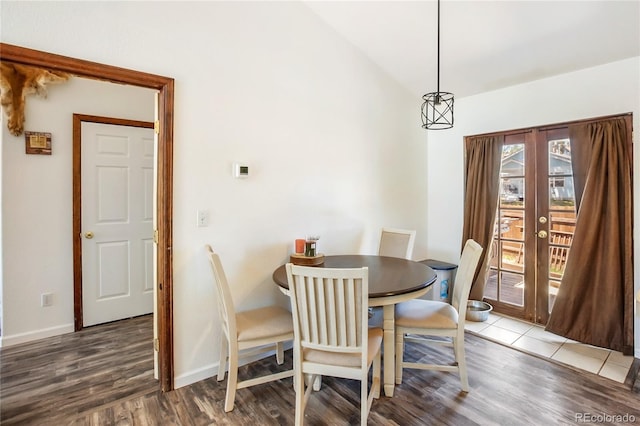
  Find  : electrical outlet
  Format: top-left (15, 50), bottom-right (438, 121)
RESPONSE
top-left (197, 209), bottom-right (210, 227)
top-left (41, 293), bottom-right (53, 307)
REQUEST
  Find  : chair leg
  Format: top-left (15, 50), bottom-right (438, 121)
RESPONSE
top-left (454, 335), bottom-right (469, 392)
top-left (373, 347), bottom-right (381, 399)
top-left (361, 376), bottom-right (368, 426)
top-left (217, 335), bottom-right (228, 381)
top-left (294, 371), bottom-right (304, 426)
top-left (295, 371), bottom-right (314, 426)
top-left (224, 348), bottom-right (239, 412)
top-left (312, 375), bottom-right (322, 391)
top-left (276, 341), bottom-right (284, 365)
top-left (395, 330), bottom-right (404, 385)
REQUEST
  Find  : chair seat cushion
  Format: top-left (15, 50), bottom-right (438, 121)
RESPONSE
top-left (303, 328), bottom-right (383, 367)
top-left (395, 299), bottom-right (458, 330)
top-left (236, 306), bottom-right (294, 341)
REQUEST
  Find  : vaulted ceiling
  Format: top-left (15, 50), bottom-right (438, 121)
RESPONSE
top-left (304, 1), bottom-right (640, 98)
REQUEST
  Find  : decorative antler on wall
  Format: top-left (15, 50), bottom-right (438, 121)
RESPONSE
top-left (0, 62), bottom-right (71, 136)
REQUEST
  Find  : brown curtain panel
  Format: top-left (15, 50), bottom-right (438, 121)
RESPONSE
top-left (545, 117), bottom-right (633, 355)
top-left (462, 135), bottom-right (503, 301)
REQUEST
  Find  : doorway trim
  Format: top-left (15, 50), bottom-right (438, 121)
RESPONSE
top-left (0, 43), bottom-right (175, 392)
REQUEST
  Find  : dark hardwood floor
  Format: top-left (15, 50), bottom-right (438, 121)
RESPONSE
top-left (0, 315), bottom-right (157, 425)
top-left (1, 315), bottom-right (638, 425)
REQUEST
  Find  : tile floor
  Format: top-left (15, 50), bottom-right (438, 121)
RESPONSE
top-left (464, 313), bottom-right (635, 383)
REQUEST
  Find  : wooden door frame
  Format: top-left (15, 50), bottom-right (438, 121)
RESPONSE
top-left (72, 114), bottom-right (154, 328)
top-left (0, 43), bottom-right (175, 392)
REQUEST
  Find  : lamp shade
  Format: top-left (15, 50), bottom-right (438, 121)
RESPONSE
top-left (421, 91), bottom-right (454, 130)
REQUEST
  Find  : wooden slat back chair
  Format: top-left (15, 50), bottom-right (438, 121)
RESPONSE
top-left (206, 245), bottom-right (294, 412)
top-left (371, 227), bottom-right (417, 322)
top-left (394, 239), bottom-right (483, 392)
top-left (378, 227), bottom-right (416, 259)
top-left (285, 264), bottom-right (383, 425)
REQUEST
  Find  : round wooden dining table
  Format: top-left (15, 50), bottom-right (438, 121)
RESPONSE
top-left (272, 255), bottom-right (437, 397)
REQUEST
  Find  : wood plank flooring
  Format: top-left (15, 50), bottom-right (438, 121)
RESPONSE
top-left (1, 315), bottom-right (638, 425)
top-left (1, 315), bottom-right (157, 425)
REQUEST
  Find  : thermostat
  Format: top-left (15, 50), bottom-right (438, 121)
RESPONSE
top-left (233, 163), bottom-right (249, 178)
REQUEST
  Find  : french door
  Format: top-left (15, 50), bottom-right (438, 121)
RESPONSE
top-left (484, 128), bottom-right (576, 325)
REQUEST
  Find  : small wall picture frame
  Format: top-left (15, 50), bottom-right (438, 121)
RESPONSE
top-left (25, 131), bottom-right (52, 155)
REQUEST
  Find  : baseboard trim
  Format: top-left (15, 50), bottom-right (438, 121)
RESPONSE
top-left (174, 343), bottom-right (293, 389)
top-left (0, 323), bottom-right (74, 348)
top-left (630, 358), bottom-right (640, 393)
top-left (174, 364), bottom-right (218, 389)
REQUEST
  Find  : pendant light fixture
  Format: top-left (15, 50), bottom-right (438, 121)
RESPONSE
top-left (421, 0), bottom-right (454, 130)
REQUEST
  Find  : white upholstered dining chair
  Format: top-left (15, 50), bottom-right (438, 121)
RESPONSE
top-left (370, 227), bottom-right (417, 321)
top-left (285, 263), bottom-right (383, 425)
top-left (378, 227), bottom-right (416, 259)
top-left (205, 245), bottom-right (294, 412)
top-left (394, 239), bottom-right (483, 392)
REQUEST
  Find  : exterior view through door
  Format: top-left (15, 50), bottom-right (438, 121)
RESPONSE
top-left (485, 128), bottom-right (576, 325)
top-left (80, 121), bottom-right (155, 327)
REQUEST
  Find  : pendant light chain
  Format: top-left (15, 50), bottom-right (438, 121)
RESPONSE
top-left (436, 0), bottom-right (440, 96)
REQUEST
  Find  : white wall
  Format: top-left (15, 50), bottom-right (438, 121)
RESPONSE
top-left (425, 57), bottom-right (640, 359)
top-left (1, 77), bottom-right (155, 345)
top-left (1, 1), bottom-right (428, 386)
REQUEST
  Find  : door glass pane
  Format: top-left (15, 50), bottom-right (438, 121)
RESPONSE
top-left (500, 178), bottom-right (524, 207)
top-left (549, 212), bottom-right (575, 244)
top-left (548, 212), bottom-right (575, 282)
top-left (549, 245), bottom-right (570, 279)
top-left (499, 271), bottom-right (524, 306)
top-left (549, 139), bottom-right (572, 175)
top-left (485, 268), bottom-right (498, 300)
top-left (500, 144), bottom-right (524, 209)
top-left (500, 241), bottom-right (524, 273)
top-left (500, 210), bottom-right (524, 240)
top-left (483, 269), bottom-right (524, 306)
top-left (549, 280), bottom-right (561, 311)
top-left (549, 177), bottom-right (575, 207)
top-left (501, 144), bottom-right (524, 176)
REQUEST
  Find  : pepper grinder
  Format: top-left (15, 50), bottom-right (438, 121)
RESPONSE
top-left (304, 236), bottom-right (319, 257)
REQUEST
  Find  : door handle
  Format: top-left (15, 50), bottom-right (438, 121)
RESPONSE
top-left (537, 230), bottom-right (548, 239)
top-left (84, 231), bottom-right (94, 239)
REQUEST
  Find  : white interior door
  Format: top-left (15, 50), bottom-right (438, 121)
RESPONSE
top-left (81, 122), bottom-right (155, 327)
